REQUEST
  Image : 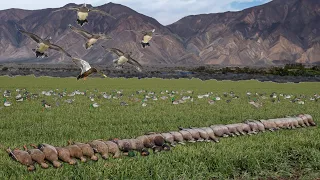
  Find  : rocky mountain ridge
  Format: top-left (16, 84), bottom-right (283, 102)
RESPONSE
top-left (0, 0), bottom-right (319, 66)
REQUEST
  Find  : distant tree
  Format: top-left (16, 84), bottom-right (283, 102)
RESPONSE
top-left (236, 67), bottom-right (242, 73)
top-left (221, 67), bottom-right (232, 74)
top-left (284, 63), bottom-right (305, 70)
top-left (311, 66), bottom-right (320, 71)
top-left (195, 66), bottom-right (206, 72)
top-left (2, 67), bottom-right (8, 71)
top-left (270, 67), bottom-right (288, 76)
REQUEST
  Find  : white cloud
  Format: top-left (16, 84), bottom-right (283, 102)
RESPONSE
top-left (0, 0), bottom-right (271, 25)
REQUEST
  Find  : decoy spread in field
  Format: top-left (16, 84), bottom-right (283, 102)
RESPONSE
top-left (1, 87), bottom-right (319, 171)
top-left (2, 87), bottom-right (319, 109)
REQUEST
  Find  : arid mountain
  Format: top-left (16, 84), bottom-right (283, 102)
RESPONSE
top-left (0, 0), bottom-right (320, 66)
top-left (0, 3), bottom-right (187, 65)
top-left (168, 0), bottom-right (320, 65)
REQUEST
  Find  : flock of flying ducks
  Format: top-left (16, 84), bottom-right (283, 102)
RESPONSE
top-left (18, 3), bottom-right (160, 80)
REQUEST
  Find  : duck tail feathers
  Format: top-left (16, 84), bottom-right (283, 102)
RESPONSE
top-left (141, 42), bottom-right (150, 48)
top-left (76, 19), bottom-right (88, 27)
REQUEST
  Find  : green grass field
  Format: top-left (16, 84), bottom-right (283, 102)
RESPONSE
top-left (0, 76), bottom-right (319, 180)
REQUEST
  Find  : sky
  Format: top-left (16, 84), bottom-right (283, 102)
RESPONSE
top-left (0, 0), bottom-right (271, 25)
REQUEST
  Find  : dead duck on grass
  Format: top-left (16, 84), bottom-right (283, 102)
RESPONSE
top-left (24, 145), bottom-right (49, 169)
top-left (6, 147), bottom-right (35, 171)
top-left (88, 140), bottom-right (109, 159)
top-left (36, 144), bottom-right (62, 168)
top-left (68, 141), bottom-right (98, 161)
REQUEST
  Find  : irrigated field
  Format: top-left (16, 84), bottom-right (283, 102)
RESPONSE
top-left (0, 76), bottom-right (319, 180)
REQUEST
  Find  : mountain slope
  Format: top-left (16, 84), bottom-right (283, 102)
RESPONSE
top-left (1, 0), bottom-right (320, 65)
top-left (167, 0), bottom-right (320, 65)
top-left (0, 3), bottom-right (187, 65)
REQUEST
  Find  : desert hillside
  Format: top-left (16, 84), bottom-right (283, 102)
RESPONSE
top-left (0, 0), bottom-right (319, 65)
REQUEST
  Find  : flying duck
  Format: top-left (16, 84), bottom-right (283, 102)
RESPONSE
top-left (103, 47), bottom-right (143, 72)
top-left (140, 29), bottom-right (156, 48)
top-left (53, 3), bottom-right (115, 26)
top-left (126, 29), bottom-right (161, 48)
top-left (18, 29), bottom-right (72, 58)
top-left (68, 24), bottom-right (112, 49)
top-left (71, 57), bottom-right (107, 80)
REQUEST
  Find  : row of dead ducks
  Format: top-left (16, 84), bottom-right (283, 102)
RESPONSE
top-left (4, 114), bottom-right (316, 171)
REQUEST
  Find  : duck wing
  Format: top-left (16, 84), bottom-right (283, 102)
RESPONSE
top-left (68, 24), bottom-right (93, 39)
top-left (40, 143), bottom-right (58, 154)
top-left (52, 7), bottom-right (79, 13)
top-left (97, 34), bottom-right (113, 40)
top-left (48, 44), bottom-right (72, 57)
top-left (89, 8), bottom-right (116, 19)
top-left (141, 31), bottom-right (150, 36)
top-left (151, 35), bottom-right (174, 43)
top-left (128, 57), bottom-right (143, 72)
top-left (97, 70), bottom-right (107, 78)
top-left (19, 30), bottom-right (43, 43)
top-left (107, 48), bottom-right (125, 57)
top-left (124, 30), bottom-right (147, 35)
top-left (72, 57), bottom-right (92, 74)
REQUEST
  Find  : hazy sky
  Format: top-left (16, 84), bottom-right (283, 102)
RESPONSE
top-left (0, 0), bottom-right (271, 25)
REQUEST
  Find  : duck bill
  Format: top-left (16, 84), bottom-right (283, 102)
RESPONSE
top-left (6, 148), bottom-right (18, 161)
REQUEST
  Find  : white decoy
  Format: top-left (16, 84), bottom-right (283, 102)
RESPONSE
top-left (91, 103), bottom-right (99, 108)
top-left (4, 99), bottom-right (11, 107)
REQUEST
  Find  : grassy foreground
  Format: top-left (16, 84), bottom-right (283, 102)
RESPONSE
top-left (0, 76), bottom-right (319, 180)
